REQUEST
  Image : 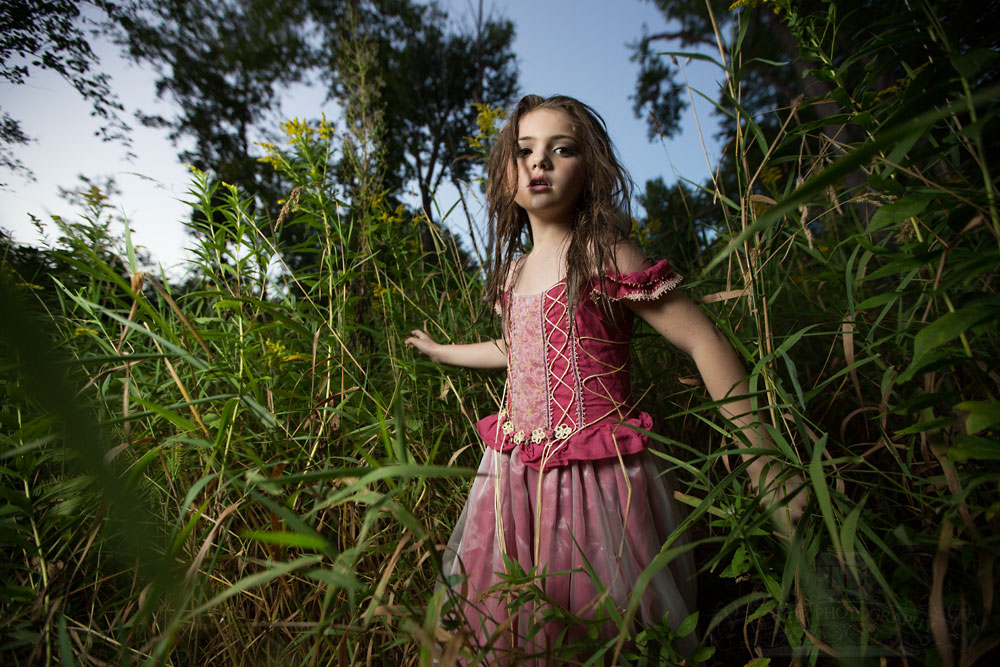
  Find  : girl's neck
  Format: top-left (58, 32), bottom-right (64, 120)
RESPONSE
top-left (527, 216), bottom-right (573, 254)
top-left (512, 217), bottom-right (573, 295)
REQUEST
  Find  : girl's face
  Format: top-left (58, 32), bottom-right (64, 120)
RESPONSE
top-left (513, 108), bottom-right (585, 224)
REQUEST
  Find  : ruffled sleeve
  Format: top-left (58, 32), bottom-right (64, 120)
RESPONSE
top-left (592, 258), bottom-right (683, 302)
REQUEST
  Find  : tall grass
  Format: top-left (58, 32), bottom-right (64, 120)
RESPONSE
top-left (1, 120), bottom-right (503, 663)
top-left (628, 0), bottom-right (999, 663)
top-left (2, 0), bottom-right (998, 664)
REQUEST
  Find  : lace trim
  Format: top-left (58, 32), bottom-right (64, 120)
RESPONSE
top-left (590, 273), bottom-right (683, 303)
top-left (496, 407), bottom-right (576, 448)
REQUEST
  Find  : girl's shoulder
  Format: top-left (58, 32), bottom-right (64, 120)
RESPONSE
top-left (606, 241), bottom-right (653, 276)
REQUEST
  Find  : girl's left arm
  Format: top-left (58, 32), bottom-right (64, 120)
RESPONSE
top-left (628, 289), bottom-right (806, 534)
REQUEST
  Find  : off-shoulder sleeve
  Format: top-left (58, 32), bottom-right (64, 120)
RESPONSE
top-left (592, 259), bottom-right (683, 302)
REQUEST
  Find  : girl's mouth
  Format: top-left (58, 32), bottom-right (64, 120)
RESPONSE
top-left (528, 177), bottom-right (550, 191)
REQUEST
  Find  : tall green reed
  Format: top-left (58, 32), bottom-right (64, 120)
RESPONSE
top-left (630, 0), bottom-right (999, 663)
top-left (1, 105), bottom-right (503, 663)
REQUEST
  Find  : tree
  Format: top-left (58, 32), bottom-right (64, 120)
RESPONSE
top-left (121, 0), bottom-right (314, 217)
top-left (122, 0), bottom-right (518, 227)
top-left (634, 0), bottom-right (999, 156)
top-left (633, 0), bottom-right (842, 139)
top-left (634, 176), bottom-right (715, 269)
top-left (632, 0), bottom-right (1000, 233)
top-left (348, 1), bottom-right (517, 224)
top-left (0, 0), bottom-right (133, 183)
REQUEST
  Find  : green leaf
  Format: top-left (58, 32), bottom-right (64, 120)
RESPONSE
top-left (831, 86), bottom-right (851, 109)
top-left (897, 349), bottom-right (952, 383)
top-left (676, 610), bottom-right (698, 638)
top-left (720, 544), bottom-right (750, 578)
top-left (304, 564), bottom-right (363, 592)
top-left (950, 48), bottom-right (999, 79)
top-left (704, 591), bottom-right (772, 636)
top-left (885, 125), bottom-right (928, 166)
top-left (860, 255), bottom-right (933, 282)
top-left (948, 436), bottom-right (1000, 462)
top-left (894, 416), bottom-right (954, 435)
top-left (840, 495), bottom-right (866, 584)
top-left (692, 645), bottom-right (716, 663)
top-left (870, 196), bottom-right (930, 227)
top-left (746, 600), bottom-right (776, 623)
top-left (123, 221), bottom-right (138, 275)
top-left (243, 530), bottom-right (330, 551)
top-left (132, 398), bottom-right (197, 433)
top-left (57, 613), bottom-right (76, 667)
top-left (809, 433), bottom-right (843, 557)
top-left (914, 302), bottom-right (996, 358)
top-left (955, 401), bottom-right (1000, 435)
top-left (856, 292), bottom-right (898, 310)
top-left (784, 608), bottom-right (804, 646)
top-left (241, 395), bottom-right (277, 429)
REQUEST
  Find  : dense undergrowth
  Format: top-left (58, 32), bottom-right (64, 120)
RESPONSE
top-left (2, 0), bottom-right (999, 664)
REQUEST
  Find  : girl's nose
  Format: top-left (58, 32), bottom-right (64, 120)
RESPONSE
top-left (532, 152), bottom-right (550, 170)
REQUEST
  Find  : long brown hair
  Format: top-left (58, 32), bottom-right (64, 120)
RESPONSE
top-left (484, 94), bottom-right (634, 324)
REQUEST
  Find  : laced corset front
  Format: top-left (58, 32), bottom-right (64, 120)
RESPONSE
top-left (475, 259), bottom-right (682, 470)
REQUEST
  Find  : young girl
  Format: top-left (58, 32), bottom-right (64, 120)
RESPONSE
top-left (406, 94), bottom-right (802, 663)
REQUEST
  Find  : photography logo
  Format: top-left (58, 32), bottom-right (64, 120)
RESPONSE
top-left (711, 551), bottom-right (976, 658)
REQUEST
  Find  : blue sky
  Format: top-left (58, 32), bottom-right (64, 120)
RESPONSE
top-left (0, 0), bottom-right (725, 272)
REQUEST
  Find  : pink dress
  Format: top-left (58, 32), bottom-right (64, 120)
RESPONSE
top-left (440, 260), bottom-right (696, 663)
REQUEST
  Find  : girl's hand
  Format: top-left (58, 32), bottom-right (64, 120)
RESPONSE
top-left (404, 329), bottom-right (508, 369)
top-left (752, 462), bottom-right (807, 538)
top-left (405, 329), bottom-right (441, 361)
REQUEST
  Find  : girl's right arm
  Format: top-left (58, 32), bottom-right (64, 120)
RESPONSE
top-left (405, 329), bottom-right (508, 369)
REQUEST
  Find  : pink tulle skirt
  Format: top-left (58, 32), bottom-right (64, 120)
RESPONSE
top-left (440, 445), bottom-right (696, 664)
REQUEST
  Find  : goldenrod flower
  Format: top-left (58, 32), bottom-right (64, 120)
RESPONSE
top-left (760, 165), bottom-right (783, 186)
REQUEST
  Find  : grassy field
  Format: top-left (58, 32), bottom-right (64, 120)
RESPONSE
top-left (2, 1), bottom-right (998, 664)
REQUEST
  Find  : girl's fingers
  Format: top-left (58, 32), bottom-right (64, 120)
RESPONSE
top-left (404, 329), bottom-right (434, 351)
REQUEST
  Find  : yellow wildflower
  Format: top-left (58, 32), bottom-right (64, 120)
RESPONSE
top-left (317, 113), bottom-right (335, 141)
top-left (729, 0), bottom-right (782, 13)
top-left (280, 118), bottom-right (313, 144)
top-left (466, 102), bottom-right (508, 152)
top-left (257, 153), bottom-right (282, 169)
top-left (760, 165), bottom-right (783, 186)
top-left (265, 339), bottom-right (288, 360)
top-left (875, 80), bottom-right (904, 102)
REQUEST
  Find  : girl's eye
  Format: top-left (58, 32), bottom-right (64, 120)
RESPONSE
top-left (555, 146), bottom-right (576, 156)
top-left (516, 147), bottom-right (531, 158)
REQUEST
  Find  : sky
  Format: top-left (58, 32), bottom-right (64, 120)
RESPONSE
top-left (0, 0), bottom-right (725, 275)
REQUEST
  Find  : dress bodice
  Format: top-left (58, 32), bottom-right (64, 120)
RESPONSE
top-left (476, 260), bottom-right (682, 470)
